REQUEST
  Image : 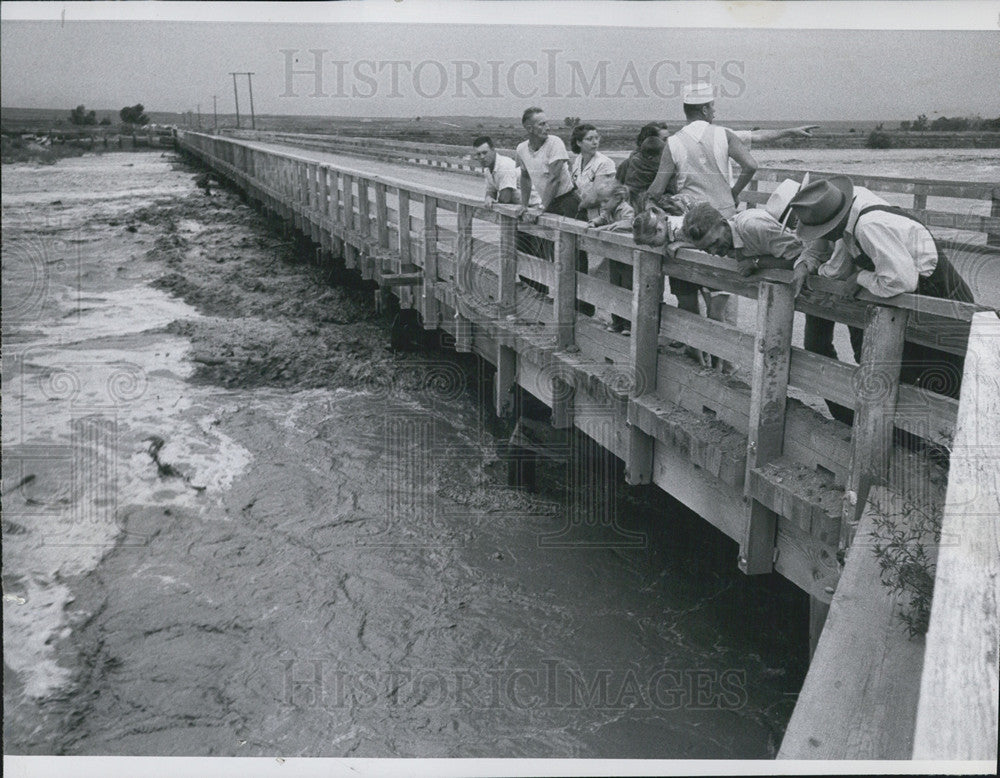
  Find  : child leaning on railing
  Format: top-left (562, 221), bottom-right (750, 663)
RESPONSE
top-left (587, 182), bottom-right (635, 232)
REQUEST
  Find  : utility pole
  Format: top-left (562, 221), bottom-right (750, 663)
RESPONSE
top-left (197, 103), bottom-right (201, 129)
top-left (213, 95), bottom-right (218, 130)
top-left (230, 72), bottom-right (241, 129)
top-left (245, 72), bottom-right (256, 130)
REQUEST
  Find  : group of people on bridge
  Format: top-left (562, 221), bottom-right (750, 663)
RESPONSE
top-left (471, 82), bottom-right (973, 413)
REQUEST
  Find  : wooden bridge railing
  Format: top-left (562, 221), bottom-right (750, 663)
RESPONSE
top-left (227, 129), bottom-right (1000, 252)
top-left (179, 130), bottom-right (988, 603)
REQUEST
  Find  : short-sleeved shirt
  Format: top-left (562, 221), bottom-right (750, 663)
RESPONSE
top-left (484, 153), bottom-right (541, 207)
top-left (729, 208), bottom-right (805, 262)
top-left (571, 151), bottom-right (616, 220)
top-left (516, 134), bottom-right (573, 206)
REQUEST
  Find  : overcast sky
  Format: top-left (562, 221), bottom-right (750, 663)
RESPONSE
top-left (3, 5), bottom-right (999, 120)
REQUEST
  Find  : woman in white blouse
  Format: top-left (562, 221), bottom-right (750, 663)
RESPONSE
top-left (569, 124), bottom-right (616, 222)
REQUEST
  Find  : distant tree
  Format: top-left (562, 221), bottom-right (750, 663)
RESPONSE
top-left (69, 105), bottom-right (97, 125)
top-left (866, 124), bottom-right (893, 149)
top-left (99, 116), bottom-right (112, 126)
top-left (930, 115), bottom-right (970, 131)
top-left (849, 128), bottom-right (856, 133)
top-left (899, 120), bottom-right (911, 131)
top-left (119, 104), bottom-right (149, 126)
top-left (563, 116), bottom-right (580, 128)
top-left (913, 114), bottom-right (928, 131)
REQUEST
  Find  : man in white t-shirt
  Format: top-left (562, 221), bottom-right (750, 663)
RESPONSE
top-left (471, 135), bottom-right (540, 208)
top-left (515, 107), bottom-right (580, 223)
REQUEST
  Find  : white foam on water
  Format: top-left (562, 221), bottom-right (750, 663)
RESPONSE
top-left (3, 266), bottom-right (254, 701)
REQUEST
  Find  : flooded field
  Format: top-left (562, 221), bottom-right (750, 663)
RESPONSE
top-left (3, 152), bottom-right (812, 758)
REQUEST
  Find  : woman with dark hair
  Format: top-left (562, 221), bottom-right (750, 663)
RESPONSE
top-left (569, 123), bottom-right (616, 222)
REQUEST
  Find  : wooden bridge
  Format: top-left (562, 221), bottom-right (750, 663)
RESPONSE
top-left (176, 129), bottom-right (999, 764)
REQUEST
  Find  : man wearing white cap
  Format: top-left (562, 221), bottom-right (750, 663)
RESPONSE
top-left (647, 82), bottom-right (820, 217)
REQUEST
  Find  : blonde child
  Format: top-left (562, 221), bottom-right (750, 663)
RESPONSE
top-left (588, 182), bottom-right (635, 232)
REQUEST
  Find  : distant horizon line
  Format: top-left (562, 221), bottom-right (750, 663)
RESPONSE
top-left (5, 107), bottom-right (991, 124)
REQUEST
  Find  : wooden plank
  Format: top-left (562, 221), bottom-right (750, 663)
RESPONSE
top-left (650, 438), bottom-right (746, 541)
top-left (397, 188), bottom-right (412, 269)
top-left (334, 170), bottom-right (345, 226)
top-left (514, 252), bottom-right (555, 289)
top-left (990, 186), bottom-right (1000, 247)
top-left (320, 165), bottom-right (331, 224)
top-left (358, 177), bottom-right (371, 242)
top-left (913, 310), bottom-right (1000, 761)
top-left (343, 173), bottom-right (355, 233)
top-left (499, 214), bottom-right (517, 318)
top-left (495, 345), bottom-right (517, 418)
top-left (576, 273), bottom-right (633, 322)
top-left (789, 345), bottom-right (958, 448)
top-left (379, 272), bottom-right (423, 287)
top-left (629, 394), bottom-right (747, 489)
top-left (626, 248), bottom-right (663, 485)
top-left (659, 303), bottom-right (755, 373)
top-left (454, 204), bottom-right (474, 352)
top-left (422, 196), bottom-right (440, 329)
top-left (551, 376), bottom-right (574, 429)
top-left (840, 305), bottom-right (908, 551)
top-left (553, 231), bottom-right (578, 350)
top-left (375, 183), bottom-right (390, 249)
top-left (740, 282), bottom-right (796, 574)
top-left (778, 486), bottom-right (926, 760)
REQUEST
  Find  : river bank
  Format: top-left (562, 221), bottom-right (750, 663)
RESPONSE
top-left (3, 151), bottom-right (809, 758)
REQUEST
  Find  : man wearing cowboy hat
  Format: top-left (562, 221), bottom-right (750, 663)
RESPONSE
top-left (788, 175), bottom-right (974, 407)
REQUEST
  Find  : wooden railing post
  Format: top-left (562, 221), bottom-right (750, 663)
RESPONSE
top-left (625, 248), bottom-right (663, 485)
top-left (358, 178), bottom-right (371, 242)
top-left (357, 178), bottom-right (373, 279)
top-left (318, 165), bottom-right (330, 254)
top-left (308, 163), bottom-right (319, 242)
top-left (498, 215), bottom-right (517, 318)
top-left (454, 203), bottom-right (474, 352)
top-left (422, 196), bottom-right (440, 329)
top-left (375, 183), bottom-right (390, 250)
top-left (331, 171), bottom-right (343, 226)
top-left (343, 173), bottom-right (355, 235)
top-left (839, 305), bottom-right (908, 551)
top-left (739, 281), bottom-right (796, 574)
top-left (330, 170), bottom-right (344, 259)
top-left (342, 173), bottom-right (357, 268)
top-left (553, 231), bottom-right (577, 350)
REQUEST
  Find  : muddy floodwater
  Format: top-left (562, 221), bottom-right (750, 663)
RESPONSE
top-left (3, 151), bottom-right (815, 758)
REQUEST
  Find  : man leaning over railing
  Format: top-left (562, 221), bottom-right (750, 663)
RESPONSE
top-left (788, 175), bottom-right (975, 431)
